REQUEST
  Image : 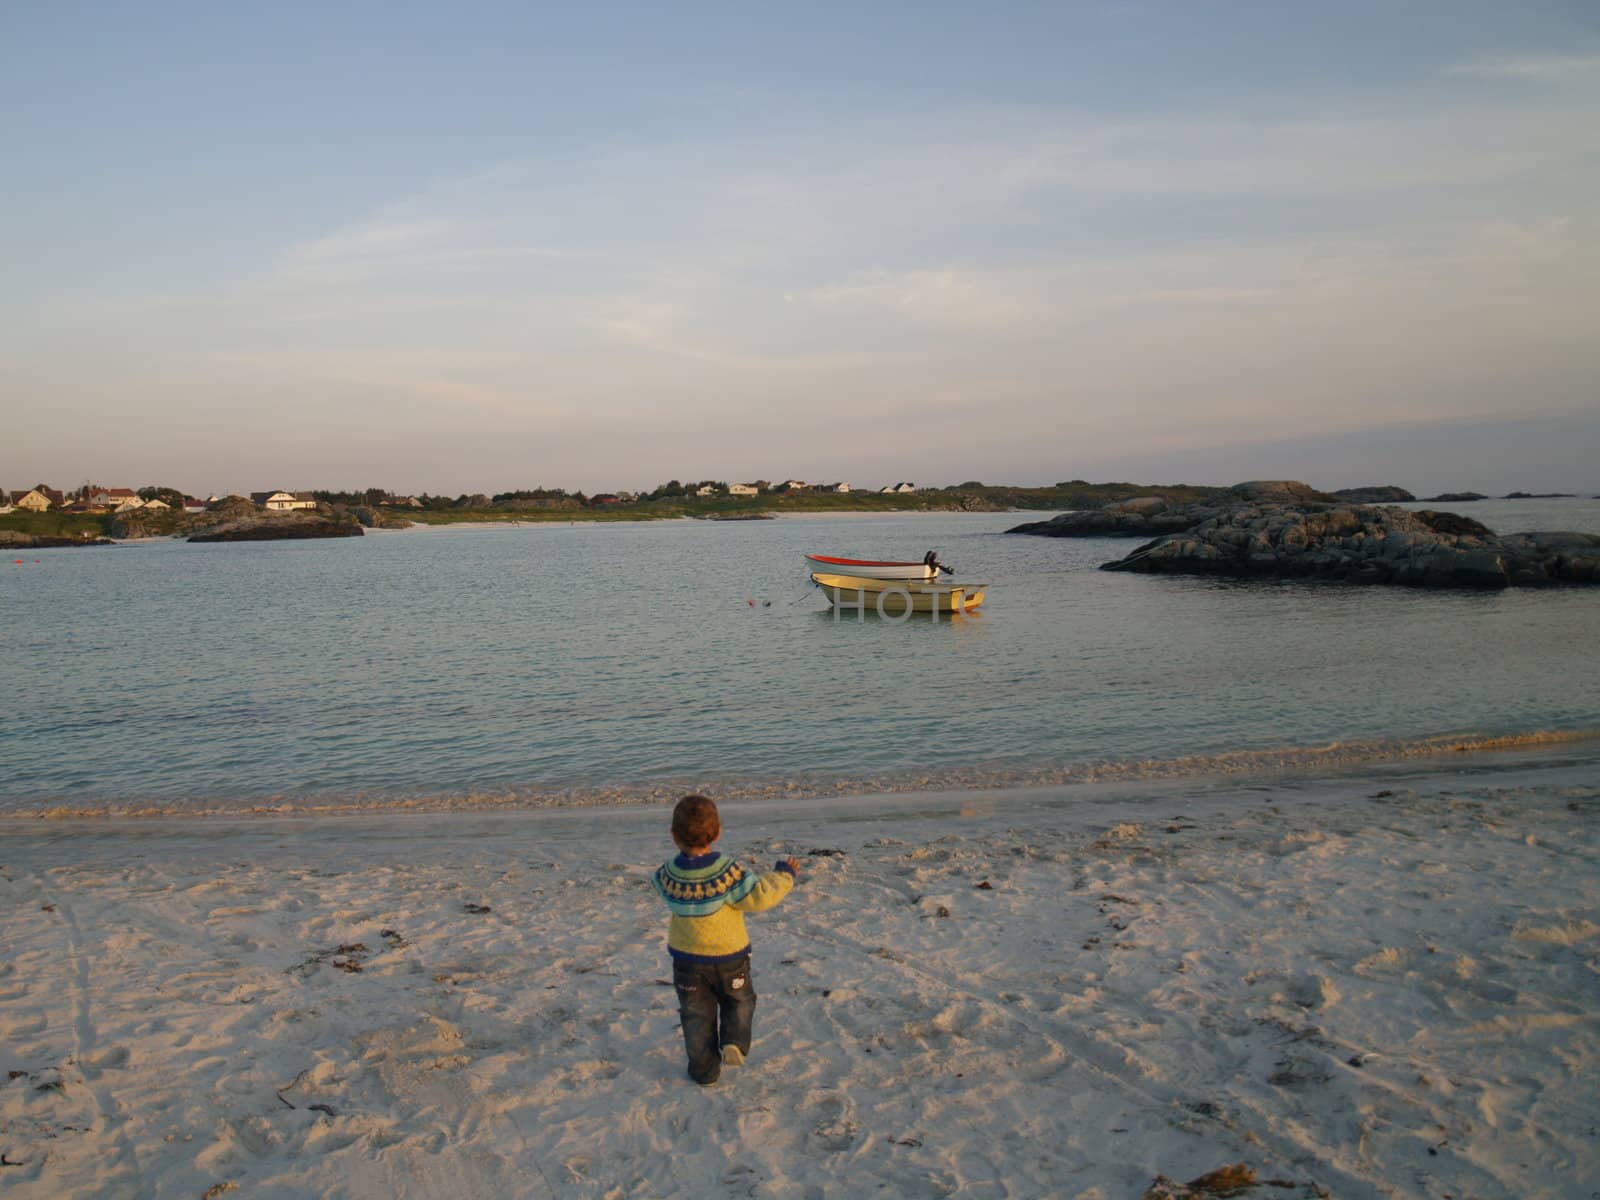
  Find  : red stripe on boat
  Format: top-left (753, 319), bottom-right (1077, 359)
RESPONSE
top-left (806, 555), bottom-right (922, 566)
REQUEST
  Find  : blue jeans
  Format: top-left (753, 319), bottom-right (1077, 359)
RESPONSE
top-left (673, 955), bottom-right (755, 1084)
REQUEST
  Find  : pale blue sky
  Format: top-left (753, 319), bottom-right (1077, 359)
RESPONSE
top-left (4, 1), bottom-right (1598, 495)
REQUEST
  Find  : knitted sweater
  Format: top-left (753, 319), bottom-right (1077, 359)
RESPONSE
top-left (652, 850), bottom-right (796, 963)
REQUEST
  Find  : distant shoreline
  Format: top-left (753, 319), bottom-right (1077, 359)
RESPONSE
top-left (397, 509), bottom-right (1026, 532)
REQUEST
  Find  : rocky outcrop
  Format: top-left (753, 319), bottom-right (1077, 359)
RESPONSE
top-left (1426, 492), bottom-right (1486, 503)
top-left (1410, 510), bottom-right (1492, 537)
top-left (1099, 504), bottom-right (1599, 589)
top-left (1008, 496), bottom-right (1222, 537)
top-left (1007, 481), bottom-right (1340, 538)
top-left (188, 512), bottom-right (363, 542)
top-left (1496, 532), bottom-right (1600, 582)
top-left (107, 508), bottom-right (188, 539)
top-left (0, 530), bottom-right (113, 549)
top-left (1228, 480), bottom-right (1339, 504)
top-left (1331, 486), bottom-right (1415, 503)
top-left (945, 493), bottom-right (1006, 512)
top-left (1011, 478), bottom-right (1597, 589)
top-left (1504, 492), bottom-right (1576, 499)
top-left (348, 505), bottom-right (414, 529)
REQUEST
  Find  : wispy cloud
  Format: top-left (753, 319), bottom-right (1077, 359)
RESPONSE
top-left (1445, 52), bottom-right (1600, 81)
top-left (10, 46), bottom-right (1600, 489)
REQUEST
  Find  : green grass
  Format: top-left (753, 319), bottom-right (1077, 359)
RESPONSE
top-left (0, 510), bottom-right (110, 539)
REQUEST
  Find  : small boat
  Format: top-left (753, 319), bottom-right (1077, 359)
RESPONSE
top-left (811, 571), bottom-right (987, 614)
top-left (803, 551), bottom-right (950, 580)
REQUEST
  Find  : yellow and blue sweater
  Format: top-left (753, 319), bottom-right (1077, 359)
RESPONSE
top-left (652, 851), bottom-right (796, 963)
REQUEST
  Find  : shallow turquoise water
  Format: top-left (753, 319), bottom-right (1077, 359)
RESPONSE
top-left (2, 500), bottom-right (1597, 813)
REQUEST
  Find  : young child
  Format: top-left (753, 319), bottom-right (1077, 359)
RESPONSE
top-left (651, 794), bottom-right (799, 1086)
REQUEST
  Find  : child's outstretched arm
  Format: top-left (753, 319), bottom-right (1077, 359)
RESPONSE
top-left (726, 857), bottom-right (800, 913)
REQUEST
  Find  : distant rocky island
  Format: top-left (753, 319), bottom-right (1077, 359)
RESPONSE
top-left (1008, 480), bottom-right (1599, 589)
top-left (1330, 486), bottom-right (1415, 503)
top-left (0, 530), bottom-right (115, 550)
top-left (99, 497), bottom-right (367, 543)
top-left (187, 512), bottom-right (364, 542)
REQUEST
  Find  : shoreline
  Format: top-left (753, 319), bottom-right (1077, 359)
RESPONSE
top-left (8, 726), bottom-right (1598, 824)
top-left (403, 509), bottom-right (1022, 531)
top-left (3, 749), bottom-right (1595, 1196)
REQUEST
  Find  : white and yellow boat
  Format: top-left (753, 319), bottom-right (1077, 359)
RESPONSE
top-left (804, 553), bottom-right (945, 580)
top-left (811, 571), bottom-right (987, 614)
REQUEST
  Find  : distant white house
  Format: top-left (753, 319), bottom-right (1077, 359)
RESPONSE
top-left (695, 485), bottom-right (718, 497)
top-left (827, 482), bottom-right (852, 493)
top-left (141, 498), bottom-right (170, 511)
top-left (91, 487), bottom-right (140, 509)
top-left (779, 480), bottom-right (807, 492)
top-left (251, 491), bottom-right (317, 511)
top-left (878, 481), bottom-right (917, 494)
top-left (728, 483), bottom-right (758, 496)
top-left (183, 498), bottom-right (208, 514)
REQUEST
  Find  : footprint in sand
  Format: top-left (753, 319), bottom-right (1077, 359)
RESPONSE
top-left (1354, 947), bottom-right (1405, 975)
top-left (566, 1059), bottom-right (623, 1084)
top-left (1512, 917), bottom-right (1600, 946)
top-left (811, 1095), bottom-right (861, 1152)
top-left (83, 1046), bottom-right (131, 1075)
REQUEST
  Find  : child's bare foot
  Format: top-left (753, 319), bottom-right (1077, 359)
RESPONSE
top-left (722, 1045), bottom-right (745, 1067)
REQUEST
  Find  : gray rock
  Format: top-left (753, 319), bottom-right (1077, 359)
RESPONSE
top-left (1015, 478), bottom-right (1597, 589)
top-left (1098, 503), bottom-right (1597, 590)
top-left (1114, 496), bottom-right (1170, 515)
top-left (1411, 510), bottom-right (1494, 537)
top-left (1504, 531), bottom-right (1600, 552)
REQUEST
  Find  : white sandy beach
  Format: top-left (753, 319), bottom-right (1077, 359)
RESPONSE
top-left (2, 755), bottom-right (1597, 1199)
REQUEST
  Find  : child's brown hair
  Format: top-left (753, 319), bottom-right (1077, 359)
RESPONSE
top-left (671, 794), bottom-right (721, 850)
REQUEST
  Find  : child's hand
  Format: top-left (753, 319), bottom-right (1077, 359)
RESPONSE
top-left (780, 856), bottom-right (801, 876)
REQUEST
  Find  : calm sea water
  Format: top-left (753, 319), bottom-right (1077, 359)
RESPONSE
top-left (2, 498), bottom-right (1597, 814)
